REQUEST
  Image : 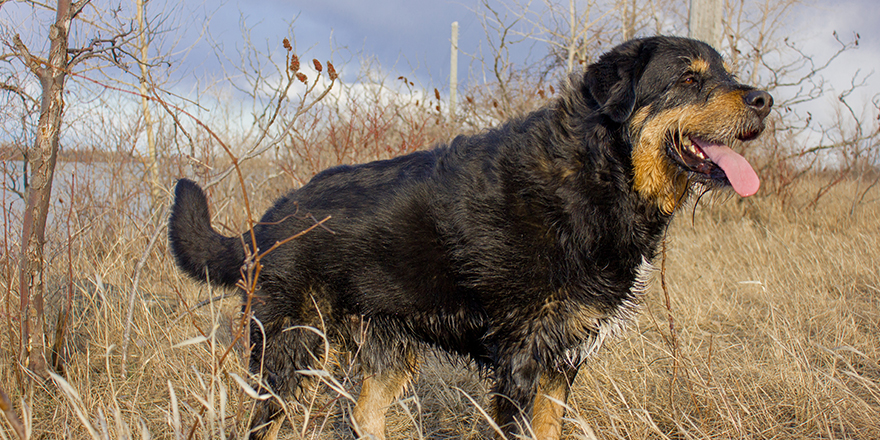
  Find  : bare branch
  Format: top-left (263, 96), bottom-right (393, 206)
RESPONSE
top-left (70, 0), bottom-right (89, 19)
top-left (0, 82), bottom-right (37, 105)
top-left (11, 34), bottom-right (44, 76)
top-left (206, 74), bottom-right (338, 189)
top-left (68, 24), bottom-right (137, 68)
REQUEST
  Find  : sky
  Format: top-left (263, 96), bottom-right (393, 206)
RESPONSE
top-left (194, 0), bottom-right (880, 94)
top-left (2, 0), bottom-right (878, 141)
top-left (187, 0), bottom-right (500, 87)
top-left (169, 0), bottom-right (880, 139)
top-left (797, 0), bottom-right (880, 114)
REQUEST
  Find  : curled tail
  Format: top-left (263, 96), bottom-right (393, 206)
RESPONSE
top-left (168, 179), bottom-right (245, 287)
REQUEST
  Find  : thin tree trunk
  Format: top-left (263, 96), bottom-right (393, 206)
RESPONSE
top-left (137, 0), bottom-right (160, 208)
top-left (689, 0), bottom-right (723, 49)
top-left (16, 0), bottom-right (75, 378)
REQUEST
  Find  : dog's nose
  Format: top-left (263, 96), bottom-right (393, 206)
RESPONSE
top-left (745, 90), bottom-right (773, 119)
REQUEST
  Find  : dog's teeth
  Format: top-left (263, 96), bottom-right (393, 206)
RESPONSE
top-left (681, 138), bottom-right (708, 159)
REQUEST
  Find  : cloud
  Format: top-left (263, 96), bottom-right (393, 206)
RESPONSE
top-left (789, 0), bottom-right (879, 123)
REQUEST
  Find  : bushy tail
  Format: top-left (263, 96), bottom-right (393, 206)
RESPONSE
top-left (168, 179), bottom-right (246, 287)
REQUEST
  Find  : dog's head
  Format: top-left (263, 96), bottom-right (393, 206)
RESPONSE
top-left (585, 36), bottom-right (772, 214)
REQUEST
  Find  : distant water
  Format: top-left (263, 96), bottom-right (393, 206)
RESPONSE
top-left (2, 159), bottom-right (156, 243)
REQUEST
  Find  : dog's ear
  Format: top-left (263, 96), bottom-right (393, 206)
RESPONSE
top-left (584, 39), bottom-right (652, 123)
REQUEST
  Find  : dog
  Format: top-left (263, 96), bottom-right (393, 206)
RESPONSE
top-left (169, 36), bottom-right (772, 439)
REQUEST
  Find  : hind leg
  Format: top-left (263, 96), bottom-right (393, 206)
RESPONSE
top-left (352, 367), bottom-right (415, 439)
top-left (350, 320), bottom-right (419, 439)
top-left (248, 399), bottom-right (283, 440)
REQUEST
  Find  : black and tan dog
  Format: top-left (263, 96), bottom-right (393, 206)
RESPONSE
top-left (169, 36), bottom-right (771, 439)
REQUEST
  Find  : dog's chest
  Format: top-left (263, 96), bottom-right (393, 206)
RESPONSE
top-left (562, 257), bottom-right (654, 367)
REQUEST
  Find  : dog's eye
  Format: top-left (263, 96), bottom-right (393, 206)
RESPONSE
top-left (681, 75), bottom-right (698, 86)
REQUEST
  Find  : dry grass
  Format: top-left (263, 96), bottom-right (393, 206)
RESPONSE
top-left (2, 154), bottom-right (879, 439)
top-left (564, 186), bottom-right (880, 439)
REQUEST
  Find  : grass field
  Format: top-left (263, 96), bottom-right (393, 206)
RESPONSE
top-left (1, 157), bottom-right (878, 439)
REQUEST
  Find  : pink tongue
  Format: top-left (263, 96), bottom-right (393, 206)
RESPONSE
top-left (692, 139), bottom-right (760, 197)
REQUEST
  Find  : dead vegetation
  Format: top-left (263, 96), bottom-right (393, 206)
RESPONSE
top-left (2, 0), bottom-right (879, 438)
top-left (1, 157), bottom-right (878, 439)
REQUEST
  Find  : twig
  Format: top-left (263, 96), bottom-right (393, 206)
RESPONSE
top-left (192, 292), bottom-right (239, 311)
top-left (120, 208), bottom-right (168, 377)
top-left (256, 215), bottom-right (332, 260)
top-left (204, 74), bottom-right (337, 190)
top-left (166, 292), bottom-right (240, 327)
top-left (659, 239), bottom-right (678, 354)
top-left (659, 238), bottom-right (680, 409)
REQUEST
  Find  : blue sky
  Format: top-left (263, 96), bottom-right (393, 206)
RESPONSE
top-left (190, 0), bottom-right (879, 115)
top-left (4, 0), bottom-right (877, 100)
top-left (188, 0), bottom-right (497, 87)
top-left (2, 0), bottom-right (878, 140)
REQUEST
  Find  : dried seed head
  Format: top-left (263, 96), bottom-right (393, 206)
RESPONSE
top-left (312, 59), bottom-right (322, 72)
top-left (434, 88), bottom-right (441, 101)
top-left (296, 72), bottom-right (308, 83)
top-left (327, 62), bottom-right (337, 80)
top-left (290, 54), bottom-right (300, 73)
top-left (282, 38), bottom-right (292, 51)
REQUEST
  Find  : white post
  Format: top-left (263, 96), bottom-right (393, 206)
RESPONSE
top-left (450, 21), bottom-right (459, 118)
top-left (688, 0), bottom-right (723, 50)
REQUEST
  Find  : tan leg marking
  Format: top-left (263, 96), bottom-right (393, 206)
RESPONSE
top-left (248, 400), bottom-right (283, 440)
top-left (531, 370), bottom-right (572, 440)
top-left (262, 417), bottom-right (283, 440)
top-left (352, 369), bottom-right (413, 440)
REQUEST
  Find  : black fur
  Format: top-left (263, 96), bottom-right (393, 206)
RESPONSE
top-left (169, 36), bottom-right (771, 438)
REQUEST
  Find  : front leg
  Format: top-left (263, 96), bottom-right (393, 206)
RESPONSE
top-left (532, 365), bottom-right (579, 439)
top-left (490, 353), bottom-right (541, 438)
top-left (491, 355), bottom-right (579, 439)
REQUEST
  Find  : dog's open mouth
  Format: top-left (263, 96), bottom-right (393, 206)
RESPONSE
top-left (670, 134), bottom-right (760, 197)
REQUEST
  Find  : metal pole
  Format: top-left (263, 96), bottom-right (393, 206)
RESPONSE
top-left (450, 21), bottom-right (459, 118)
